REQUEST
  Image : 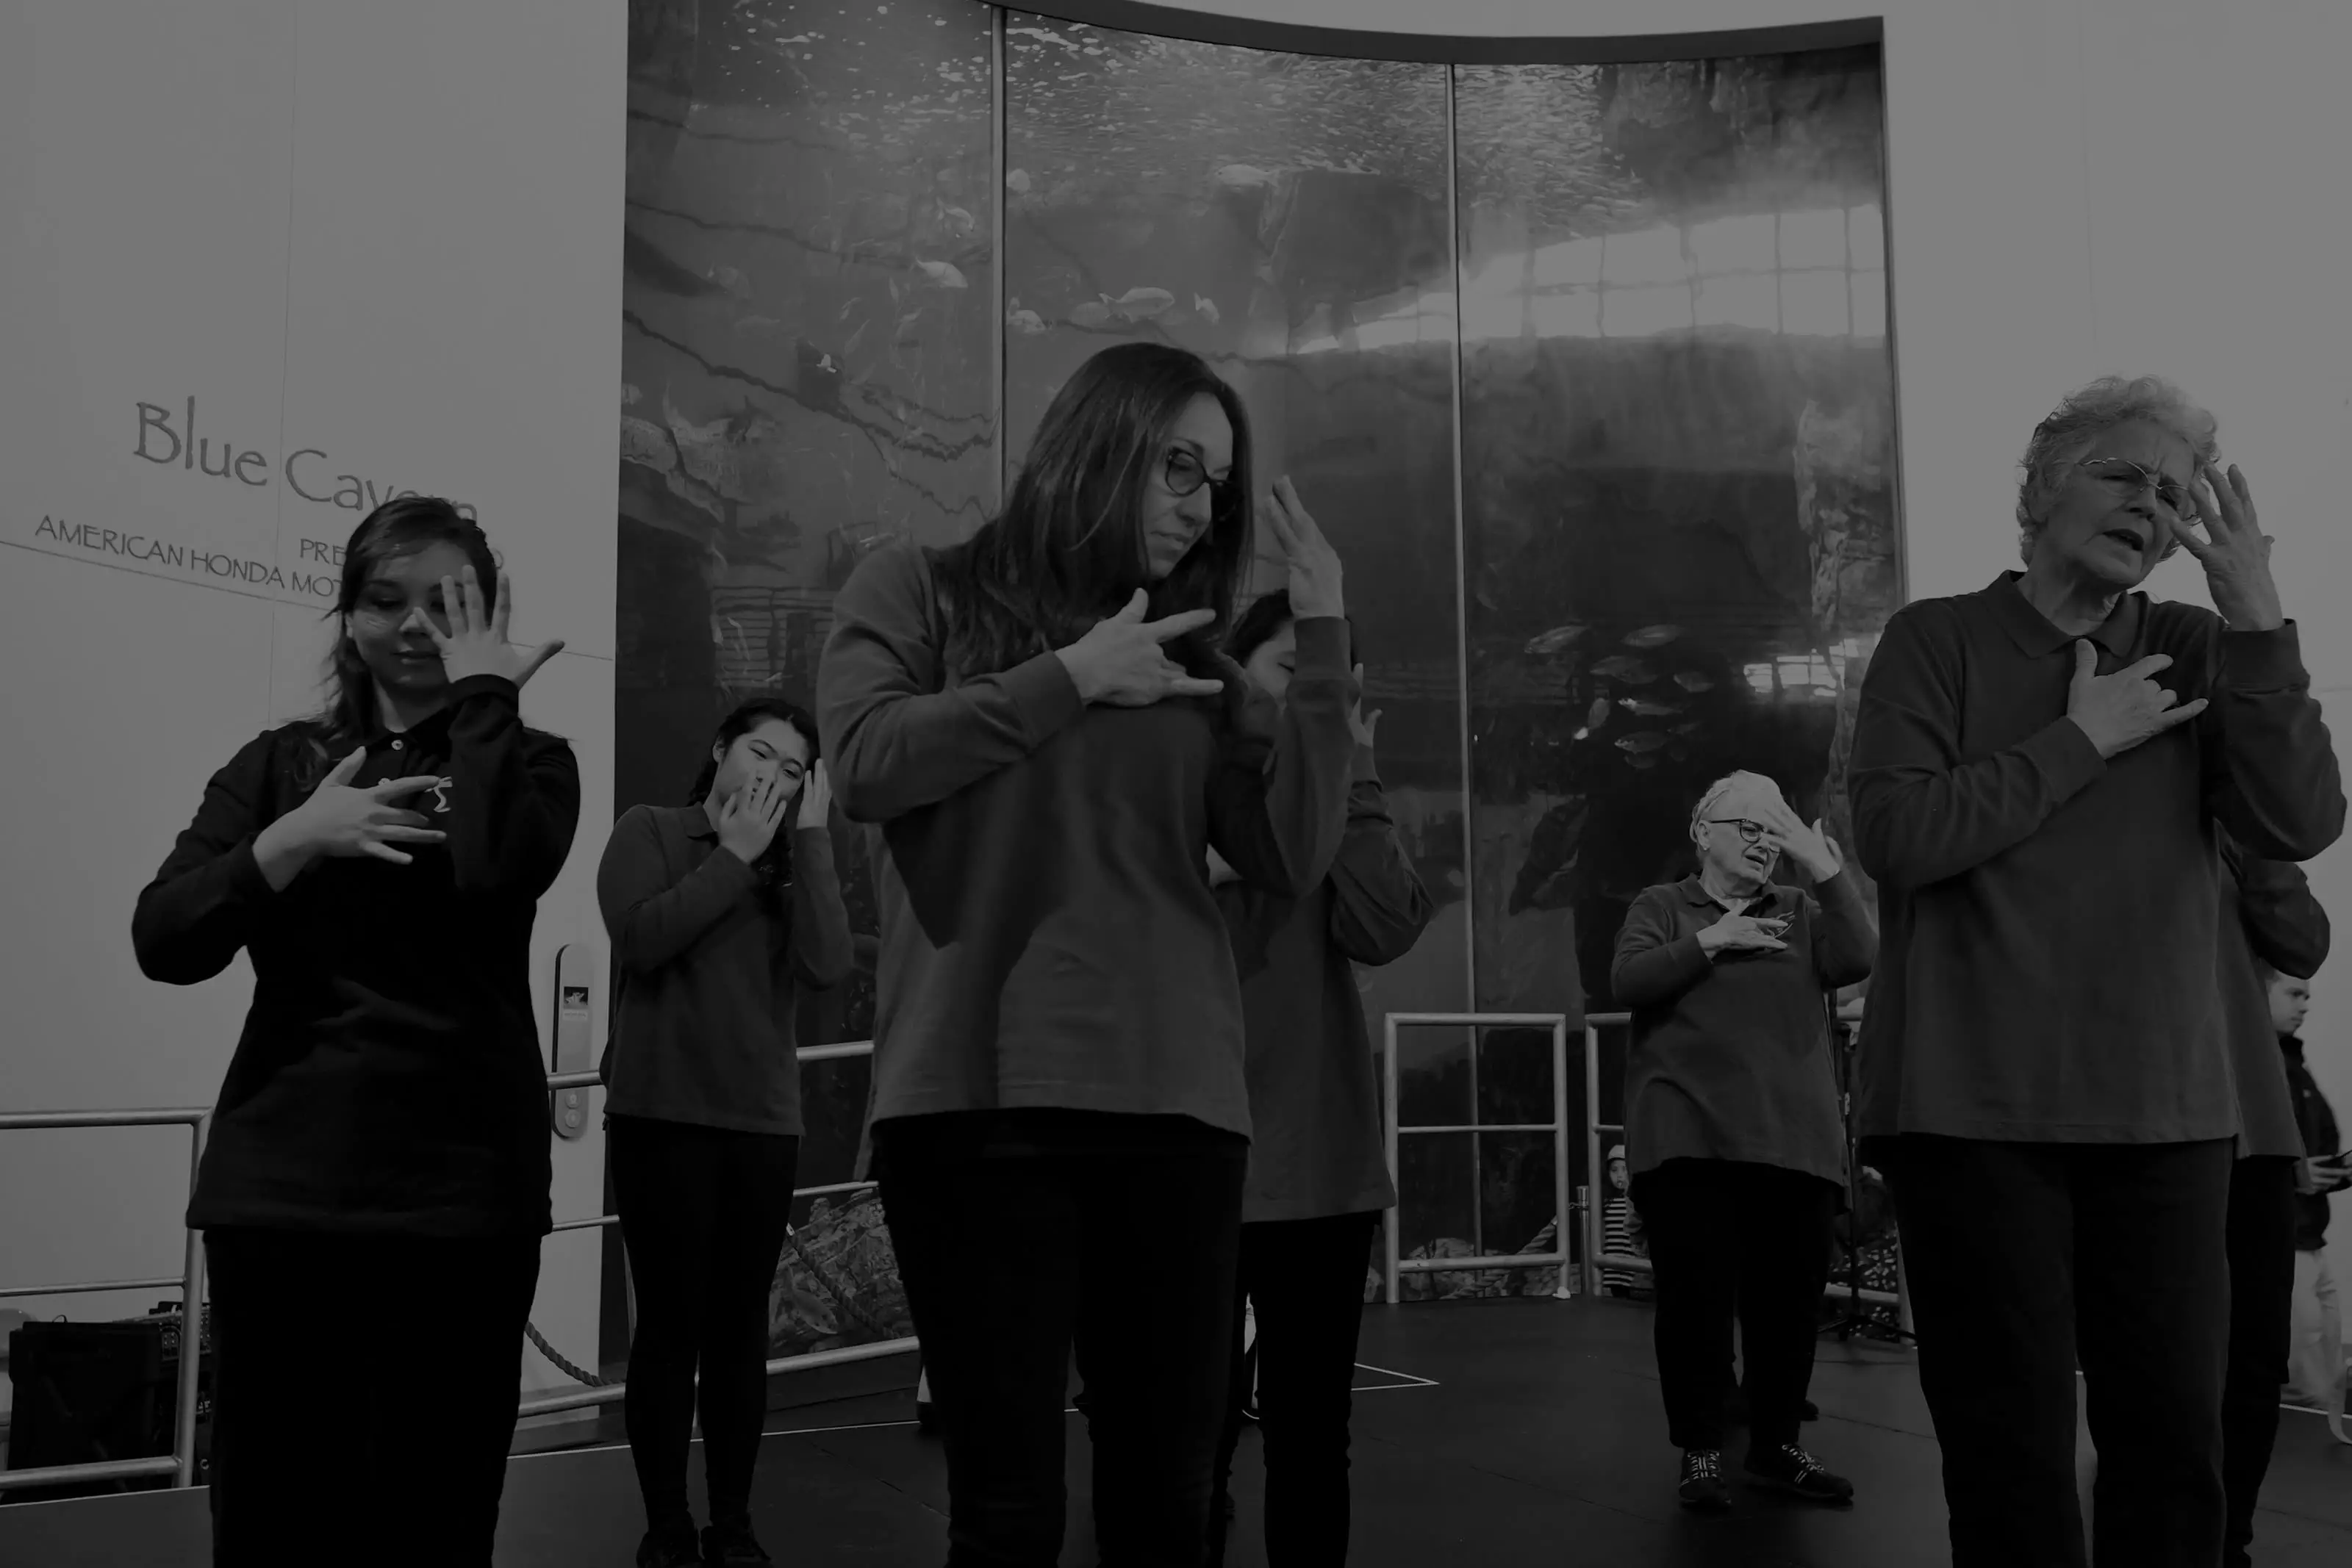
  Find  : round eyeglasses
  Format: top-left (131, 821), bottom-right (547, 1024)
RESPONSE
top-left (2076, 458), bottom-right (2200, 523)
top-left (1162, 449), bottom-right (1238, 511)
top-left (1704, 819), bottom-right (1768, 844)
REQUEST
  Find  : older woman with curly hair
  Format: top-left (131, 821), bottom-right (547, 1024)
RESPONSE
top-left (1848, 376), bottom-right (2345, 1567)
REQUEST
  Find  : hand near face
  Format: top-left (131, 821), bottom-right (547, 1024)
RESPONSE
top-left (717, 772), bottom-right (790, 866)
top-left (796, 759), bottom-right (832, 830)
top-left (1263, 478), bottom-right (1345, 621)
top-left (1757, 799), bottom-right (1843, 881)
top-left (1346, 663), bottom-right (1380, 749)
top-left (420, 566), bottom-right (566, 688)
top-left (2172, 461), bottom-right (2284, 633)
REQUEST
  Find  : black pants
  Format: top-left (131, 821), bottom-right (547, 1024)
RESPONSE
top-left (1207, 1211), bottom-right (1380, 1568)
top-left (2222, 1155), bottom-right (2299, 1568)
top-left (1629, 1159), bottom-right (1838, 1453)
top-left (873, 1108), bottom-right (1247, 1567)
top-left (609, 1113), bottom-right (800, 1533)
top-left (1874, 1134), bottom-right (2232, 1568)
top-left (204, 1226), bottom-right (541, 1568)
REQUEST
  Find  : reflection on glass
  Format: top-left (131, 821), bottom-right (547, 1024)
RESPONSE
top-left (1455, 46), bottom-right (1900, 1043)
top-left (999, 17), bottom-right (1471, 1162)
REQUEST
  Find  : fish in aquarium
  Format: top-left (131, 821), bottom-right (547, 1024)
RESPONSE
top-left (1591, 655), bottom-right (1658, 683)
top-left (1672, 721), bottom-right (1703, 736)
top-left (1005, 301), bottom-right (1047, 336)
top-left (914, 259), bottom-right (968, 289)
top-left (1213, 163), bottom-right (1277, 191)
top-left (1672, 670), bottom-right (1716, 693)
top-left (1624, 624), bottom-right (1683, 648)
top-left (1618, 697), bottom-right (1681, 717)
top-left (1110, 287), bottom-right (1176, 320)
top-left (1005, 168), bottom-right (1033, 194)
top-left (1616, 731), bottom-right (1671, 755)
top-left (1068, 299), bottom-right (1113, 328)
top-left (1523, 624), bottom-right (1587, 658)
top-left (1586, 695), bottom-right (1613, 730)
top-left (1194, 294), bottom-right (1221, 325)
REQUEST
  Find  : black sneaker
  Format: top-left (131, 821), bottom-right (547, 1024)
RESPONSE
top-left (636, 1520), bottom-right (701, 1568)
top-left (701, 1519), bottom-right (774, 1566)
top-left (1743, 1442), bottom-right (1854, 1506)
top-left (1678, 1449), bottom-right (1732, 1513)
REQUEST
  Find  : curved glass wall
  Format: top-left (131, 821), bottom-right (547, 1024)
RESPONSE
top-left (615, 0), bottom-right (1898, 1334)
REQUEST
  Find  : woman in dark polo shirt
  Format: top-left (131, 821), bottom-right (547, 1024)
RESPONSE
top-left (133, 499), bottom-right (577, 1567)
top-left (1849, 375), bottom-right (2345, 1568)
top-left (598, 698), bottom-right (852, 1568)
top-left (1612, 769), bottom-right (1874, 1514)
top-left (1203, 591), bottom-right (1435, 1568)
top-left (817, 343), bottom-right (1358, 1564)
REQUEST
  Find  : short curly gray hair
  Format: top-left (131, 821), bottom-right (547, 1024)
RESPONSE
top-left (2015, 375), bottom-right (2219, 564)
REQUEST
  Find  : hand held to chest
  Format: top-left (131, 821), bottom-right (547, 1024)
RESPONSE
top-left (254, 747), bottom-right (448, 891)
top-left (2065, 640), bottom-right (2208, 760)
top-left (1055, 591), bottom-right (1224, 707)
top-left (1697, 913), bottom-right (1788, 960)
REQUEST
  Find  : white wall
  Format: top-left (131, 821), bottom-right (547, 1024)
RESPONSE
top-left (0, 0), bottom-right (625, 1402)
top-left (8, 0), bottom-right (2352, 1411)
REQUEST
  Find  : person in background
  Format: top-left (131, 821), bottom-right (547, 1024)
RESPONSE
top-left (1599, 1144), bottom-right (1648, 1298)
top-left (2273, 965), bottom-right (2352, 1409)
top-left (817, 342), bottom-right (1358, 1567)
top-left (2214, 830), bottom-right (2330, 1568)
top-left (1203, 591), bottom-right (1435, 1568)
top-left (1848, 375), bottom-right (2344, 1567)
top-left (1611, 770), bottom-right (1874, 1514)
top-left (132, 499), bottom-right (576, 1567)
top-left (598, 699), bottom-right (853, 1568)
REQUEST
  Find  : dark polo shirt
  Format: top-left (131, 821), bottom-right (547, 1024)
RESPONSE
top-left (1850, 573), bottom-right (2342, 1144)
top-left (1612, 871), bottom-right (1875, 1190)
top-left (2216, 828), bottom-right (2328, 1160)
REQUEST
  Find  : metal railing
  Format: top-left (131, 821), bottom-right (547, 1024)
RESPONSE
top-left (1580, 1012), bottom-right (1903, 1312)
top-left (0, 1107), bottom-right (209, 1494)
top-left (1381, 1013), bottom-right (1574, 1306)
top-left (0, 1039), bottom-right (914, 1489)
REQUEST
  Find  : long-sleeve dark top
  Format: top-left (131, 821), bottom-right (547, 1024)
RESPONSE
top-left (1611, 871), bottom-right (1875, 1190)
top-left (2283, 1039), bottom-right (2342, 1249)
top-left (1851, 573), bottom-right (2343, 1143)
top-left (132, 676), bottom-right (580, 1237)
top-left (598, 806), bottom-right (854, 1137)
top-left (2216, 828), bottom-right (2328, 1160)
top-left (1215, 751), bottom-right (1434, 1223)
top-left (816, 543), bottom-right (1358, 1154)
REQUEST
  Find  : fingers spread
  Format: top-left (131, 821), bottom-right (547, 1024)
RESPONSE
top-left (326, 747), bottom-right (368, 785)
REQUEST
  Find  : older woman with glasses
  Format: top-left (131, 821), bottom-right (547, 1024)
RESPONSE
top-left (1612, 769), bottom-right (1875, 1514)
top-left (1849, 375), bottom-right (2345, 1567)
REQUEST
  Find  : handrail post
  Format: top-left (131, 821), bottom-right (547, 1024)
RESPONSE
top-left (1583, 1020), bottom-right (1603, 1298)
top-left (1550, 1018), bottom-right (1571, 1300)
top-left (173, 1115), bottom-right (208, 1486)
top-left (1383, 1013), bottom-right (1401, 1307)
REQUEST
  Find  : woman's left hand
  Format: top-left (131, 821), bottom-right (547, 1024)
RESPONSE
top-left (1347, 663), bottom-right (1380, 749)
top-left (1263, 477), bottom-right (1345, 621)
top-left (2176, 461), bottom-right (2285, 633)
top-left (796, 758), bottom-right (832, 829)
top-left (425, 566), bottom-right (566, 688)
top-left (1763, 802), bottom-right (1843, 881)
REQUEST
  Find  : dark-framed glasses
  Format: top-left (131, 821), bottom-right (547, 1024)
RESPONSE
top-left (2077, 458), bottom-right (2200, 522)
top-left (1163, 449), bottom-right (1238, 511)
top-left (1706, 819), bottom-right (1768, 845)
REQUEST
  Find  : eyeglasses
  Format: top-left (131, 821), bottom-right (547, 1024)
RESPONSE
top-left (2076, 458), bottom-right (2200, 522)
top-left (1704, 819), bottom-right (1768, 844)
top-left (1162, 449), bottom-right (1239, 511)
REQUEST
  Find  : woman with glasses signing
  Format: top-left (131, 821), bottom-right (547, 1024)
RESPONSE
top-left (818, 342), bottom-right (1357, 1567)
top-left (1848, 375), bottom-right (2345, 1567)
top-left (1612, 770), bottom-right (1875, 1514)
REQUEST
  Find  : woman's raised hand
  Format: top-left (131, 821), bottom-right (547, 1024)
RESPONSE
top-left (1055, 591), bottom-right (1227, 707)
top-left (1263, 478), bottom-right (1344, 621)
top-left (1760, 800), bottom-right (1843, 881)
top-left (718, 772), bottom-right (790, 866)
top-left (796, 758), bottom-right (833, 830)
top-left (290, 747), bottom-right (448, 866)
top-left (1347, 663), bottom-right (1380, 749)
top-left (423, 566), bottom-right (566, 689)
top-left (2175, 460), bottom-right (2284, 633)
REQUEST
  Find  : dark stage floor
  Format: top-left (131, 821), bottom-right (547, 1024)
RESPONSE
top-left (6, 1293), bottom-right (2348, 1565)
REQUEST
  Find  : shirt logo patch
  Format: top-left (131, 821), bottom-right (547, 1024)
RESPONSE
top-left (429, 777), bottom-right (456, 814)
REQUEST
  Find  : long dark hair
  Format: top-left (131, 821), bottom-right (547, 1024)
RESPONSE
top-left (687, 698), bottom-right (821, 889)
top-left (306, 497), bottom-right (499, 779)
top-left (933, 343), bottom-right (1253, 682)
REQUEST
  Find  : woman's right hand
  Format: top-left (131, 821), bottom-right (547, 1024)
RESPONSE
top-left (1697, 913), bottom-right (1789, 959)
top-left (257, 747), bottom-right (446, 887)
top-left (1055, 591), bottom-right (1227, 707)
top-left (717, 772), bottom-right (790, 865)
